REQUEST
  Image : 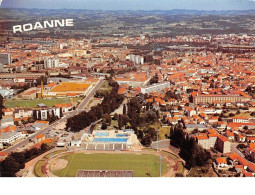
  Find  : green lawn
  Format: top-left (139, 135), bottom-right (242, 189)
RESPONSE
top-left (96, 81), bottom-right (112, 96)
top-left (4, 97), bottom-right (83, 108)
top-left (72, 97), bottom-right (84, 103)
top-left (34, 160), bottom-right (45, 177)
top-left (54, 153), bottom-right (167, 177)
top-left (148, 123), bottom-right (170, 140)
top-left (99, 82), bottom-right (112, 91)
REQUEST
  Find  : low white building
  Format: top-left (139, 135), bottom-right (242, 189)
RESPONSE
top-left (141, 82), bottom-right (170, 94)
top-left (0, 131), bottom-right (22, 144)
top-left (0, 117), bottom-right (14, 128)
top-left (70, 140), bottom-right (81, 147)
top-left (14, 109), bottom-right (33, 119)
top-left (232, 117), bottom-right (249, 123)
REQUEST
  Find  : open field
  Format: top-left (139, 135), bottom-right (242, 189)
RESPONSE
top-left (4, 97), bottom-right (83, 108)
top-left (53, 153), bottom-right (167, 177)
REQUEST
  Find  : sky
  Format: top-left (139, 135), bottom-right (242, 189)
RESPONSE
top-left (1, 0), bottom-right (255, 10)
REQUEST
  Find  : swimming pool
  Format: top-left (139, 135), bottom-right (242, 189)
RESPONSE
top-left (95, 132), bottom-right (109, 137)
top-left (116, 134), bottom-right (128, 137)
top-left (93, 138), bottom-right (127, 143)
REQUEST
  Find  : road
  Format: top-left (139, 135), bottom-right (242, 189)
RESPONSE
top-left (4, 79), bottom-right (105, 154)
top-left (77, 79), bottom-right (105, 110)
top-left (230, 143), bottom-right (245, 158)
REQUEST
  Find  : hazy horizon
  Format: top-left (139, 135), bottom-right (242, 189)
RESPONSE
top-left (1, 0), bottom-right (255, 11)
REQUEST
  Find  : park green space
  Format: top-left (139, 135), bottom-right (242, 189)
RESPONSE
top-left (4, 97), bottom-right (83, 108)
top-left (54, 153), bottom-right (167, 177)
top-left (98, 81), bottom-right (112, 92)
top-left (149, 123), bottom-right (170, 140)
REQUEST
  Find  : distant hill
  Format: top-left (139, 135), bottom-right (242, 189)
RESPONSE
top-left (1, 8), bottom-right (255, 17)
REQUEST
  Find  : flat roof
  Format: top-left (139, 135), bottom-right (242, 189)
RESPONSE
top-left (0, 131), bottom-right (20, 140)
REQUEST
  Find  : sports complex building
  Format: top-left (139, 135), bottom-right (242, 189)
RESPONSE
top-left (78, 130), bottom-right (138, 151)
top-left (48, 82), bottom-right (93, 97)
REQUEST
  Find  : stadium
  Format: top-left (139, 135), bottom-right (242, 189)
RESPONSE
top-left (47, 151), bottom-right (169, 177)
top-left (33, 147), bottom-right (185, 177)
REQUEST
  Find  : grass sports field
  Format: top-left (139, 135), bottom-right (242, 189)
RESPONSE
top-left (4, 97), bottom-right (83, 108)
top-left (53, 153), bottom-right (167, 177)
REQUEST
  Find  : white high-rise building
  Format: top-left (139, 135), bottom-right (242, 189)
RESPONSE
top-left (44, 57), bottom-right (60, 69)
top-left (126, 54), bottom-right (144, 65)
top-left (0, 53), bottom-right (11, 65)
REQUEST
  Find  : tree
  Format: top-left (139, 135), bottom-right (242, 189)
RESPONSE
top-left (11, 152), bottom-right (25, 167)
top-left (118, 115), bottom-right (123, 129)
top-left (66, 78), bottom-right (124, 132)
top-left (149, 74), bottom-right (159, 85)
top-left (41, 143), bottom-right (49, 151)
top-left (103, 113), bottom-right (111, 125)
top-left (38, 111), bottom-right (41, 121)
top-left (113, 113), bottom-right (118, 120)
top-left (243, 126), bottom-right (248, 130)
top-left (0, 143), bottom-right (52, 177)
top-left (170, 124), bottom-right (211, 169)
top-left (60, 108), bottom-right (63, 118)
top-left (229, 113), bottom-right (235, 117)
top-left (101, 122), bottom-right (107, 130)
top-left (29, 148), bottom-right (40, 156)
top-left (177, 59), bottom-right (183, 64)
top-left (237, 144), bottom-right (247, 149)
top-left (122, 114), bottom-right (130, 128)
top-left (0, 94), bottom-right (4, 120)
top-left (32, 110), bottom-right (37, 121)
top-left (123, 104), bottom-right (127, 115)
top-left (47, 111), bottom-right (50, 121)
top-left (28, 118), bottom-right (35, 123)
top-left (141, 128), bottom-right (157, 146)
top-left (51, 110), bottom-right (55, 118)
top-left (1, 156), bottom-right (20, 177)
top-left (36, 76), bottom-right (47, 86)
top-left (191, 129), bottom-right (199, 134)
